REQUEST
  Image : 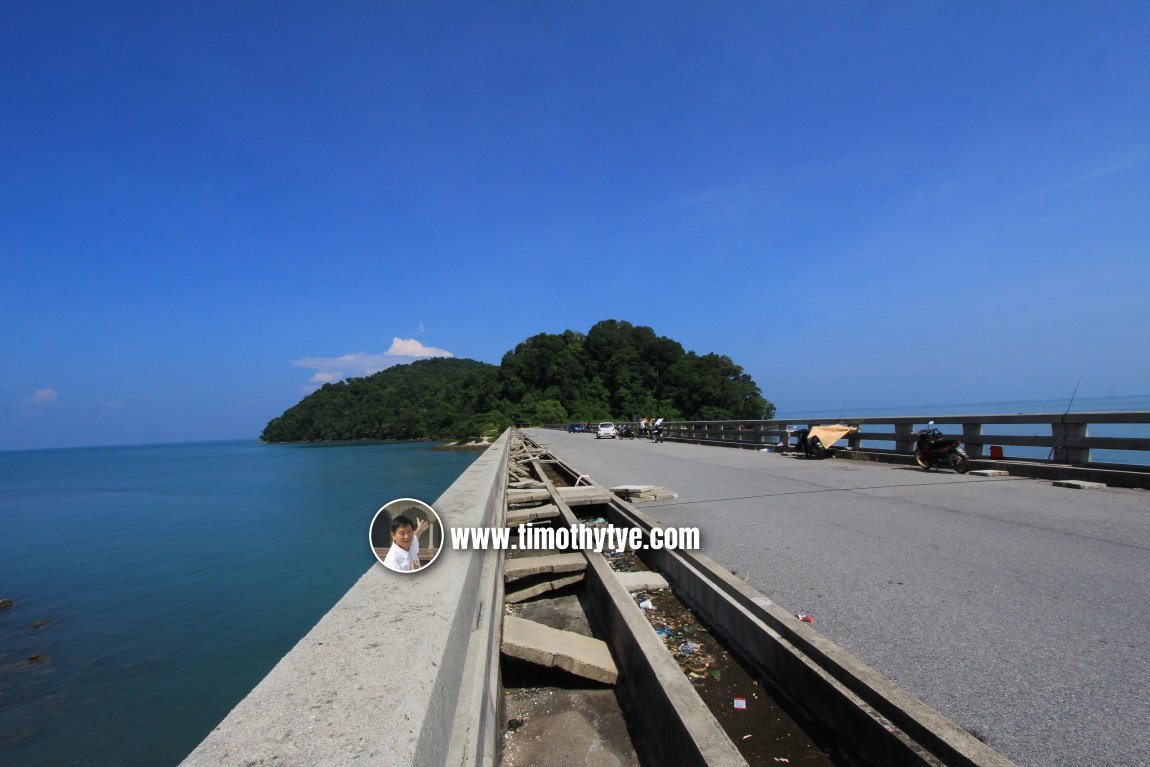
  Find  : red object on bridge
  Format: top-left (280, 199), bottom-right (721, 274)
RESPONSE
top-left (990, 446), bottom-right (1004, 459)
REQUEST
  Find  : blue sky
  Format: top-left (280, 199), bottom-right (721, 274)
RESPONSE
top-left (3, 2), bottom-right (1148, 449)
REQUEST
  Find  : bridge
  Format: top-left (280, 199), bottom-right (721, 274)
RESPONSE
top-left (181, 418), bottom-right (1150, 767)
top-left (525, 428), bottom-right (1150, 766)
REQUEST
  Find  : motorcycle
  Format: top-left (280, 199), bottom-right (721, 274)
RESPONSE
top-left (795, 429), bottom-right (827, 459)
top-left (618, 424), bottom-right (636, 440)
top-left (796, 424), bottom-right (857, 460)
top-left (913, 421), bottom-right (970, 473)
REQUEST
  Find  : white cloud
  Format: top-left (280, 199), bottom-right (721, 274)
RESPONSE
top-left (26, 387), bottom-right (59, 407)
top-left (292, 339), bottom-right (455, 388)
top-left (385, 338), bottom-right (453, 357)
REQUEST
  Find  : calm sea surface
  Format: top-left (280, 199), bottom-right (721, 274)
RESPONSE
top-left (0, 440), bottom-right (480, 767)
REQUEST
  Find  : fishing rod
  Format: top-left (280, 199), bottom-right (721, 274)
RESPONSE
top-left (1049, 376), bottom-right (1082, 461)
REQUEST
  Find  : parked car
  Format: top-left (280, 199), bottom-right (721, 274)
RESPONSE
top-left (596, 422), bottom-right (617, 439)
top-left (567, 423), bottom-right (585, 433)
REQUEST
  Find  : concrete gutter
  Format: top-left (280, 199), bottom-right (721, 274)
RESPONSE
top-left (598, 492), bottom-right (1015, 767)
top-left (526, 452), bottom-right (747, 767)
top-left (180, 431), bottom-right (510, 767)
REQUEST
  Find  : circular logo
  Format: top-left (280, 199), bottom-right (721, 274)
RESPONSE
top-left (369, 498), bottom-right (444, 574)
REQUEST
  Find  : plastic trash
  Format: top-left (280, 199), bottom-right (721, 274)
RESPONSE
top-left (679, 641), bottom-right (700, 655)
top-left (796, 612), bottom-right (814, 623)
top-left (639, 599), bottom-right (654, 610)
top-left (733, 698), bottom-right (747, 710)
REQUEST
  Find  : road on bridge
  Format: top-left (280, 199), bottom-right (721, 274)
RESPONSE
top-left (525, 429), bottom-right (1150, 767)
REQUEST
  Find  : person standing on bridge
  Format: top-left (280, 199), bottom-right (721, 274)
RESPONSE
top-left (382, 515), bottom-right (430, 573)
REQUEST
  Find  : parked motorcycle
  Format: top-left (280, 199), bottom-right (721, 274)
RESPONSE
top-left (796, 424), bottom-right (857, 460)
top-left (913, 422), bottom-right (969, 473)
top-left (618, 424), bottom-right (636, 440)
top-left (796, 429), bottom-right (828, 459)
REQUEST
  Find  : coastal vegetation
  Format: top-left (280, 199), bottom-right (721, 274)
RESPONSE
top-left (260, 320), bottom-right (773, 443)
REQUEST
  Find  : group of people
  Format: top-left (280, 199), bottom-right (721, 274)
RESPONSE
top-left (638, 416), bottom-right (665, 442)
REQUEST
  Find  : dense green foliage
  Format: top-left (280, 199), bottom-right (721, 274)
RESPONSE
top-left (260, 358), bottom-right (506, 442)
top-left (261, 320), bottom-right (774, 442)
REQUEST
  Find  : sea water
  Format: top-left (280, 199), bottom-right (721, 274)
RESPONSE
top-left (0, 440), bottom-right (479, 767)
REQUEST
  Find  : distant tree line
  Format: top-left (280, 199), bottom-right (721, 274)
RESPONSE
top-left (260, 319), bottom-right (774, 443)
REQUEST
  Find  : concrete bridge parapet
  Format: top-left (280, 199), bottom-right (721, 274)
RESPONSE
top-left (180, 432), bottom-right (509, 767)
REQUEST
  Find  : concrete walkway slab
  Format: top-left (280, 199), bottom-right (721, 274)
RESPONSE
top-left (610, 484), bottom-right (656, 494)
top-left (1053, 479), bottom-right (1106, 489)
top-left (626, 488), bottom-right (678, 502)
top-left (505, 573), bottom-right (584, 604)
top-left (502, 688), bottom-right (640, 767)
top-left (505, 552), bottom-right (587, 581)
top-left (507, 503), bottom-right (560, 526)
top-left (508, 488), bottom-right (551, 505)
top-left (502, 616), bottom-right (618, 684)
top-left (613, 570), bottom-right (670, 593)
top-left (557, 486), bottom-right (611, 506)
top-left (611, 484), bottom-right (678, 502)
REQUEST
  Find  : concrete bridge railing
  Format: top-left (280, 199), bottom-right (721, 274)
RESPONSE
top-left (548, 413), bottom-right (1150, 469)
top-left (656, 412), bottom-right (1150, 469)
top-left (180, 431), bottom-right (510, 767)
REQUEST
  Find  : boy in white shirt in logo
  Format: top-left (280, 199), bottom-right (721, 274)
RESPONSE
top-left (382, 515), bottom-right (430, 573)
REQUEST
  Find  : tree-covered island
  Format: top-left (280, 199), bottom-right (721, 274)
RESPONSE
top-left (260, 320), bottom-right (774, 443)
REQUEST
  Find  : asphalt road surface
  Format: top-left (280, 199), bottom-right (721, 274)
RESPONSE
top-left (525, 429), bottom-right (1150, 767)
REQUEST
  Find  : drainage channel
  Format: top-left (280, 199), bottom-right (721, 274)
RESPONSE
top-left (498, 433), bottom-right (1014, 767)
top-left (587, 530), bottom-right (841, 766)
top-left (501, 435), bottom-right (648, 766)
top-left (509, 437), bottom-right (839, 766)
